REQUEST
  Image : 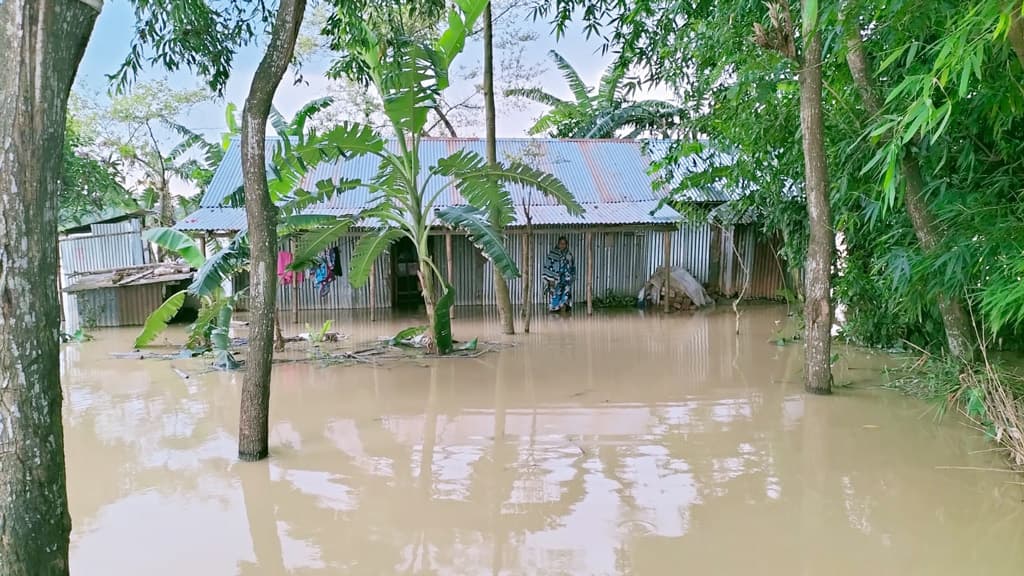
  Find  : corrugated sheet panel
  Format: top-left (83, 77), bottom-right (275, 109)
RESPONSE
top-left (175, 207), bottom-right (249, 232)
top-left (643, 224), bottom-right (712, 284)
top-left (199, 137), bottom-right (707, 214)
top-left (643, 141), bottom-right (743, 203)
top-left (509, 200), bottom-right (677, 228)
top-left (275, 235), bottom-right (391, 312)
top-left (715, 225), bottom-right (785, 300)
top-left (60, 218), bottom-right (147, 275)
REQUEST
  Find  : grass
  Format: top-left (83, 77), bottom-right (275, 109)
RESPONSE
top-left (886, 346), bottom-right (1024, 470)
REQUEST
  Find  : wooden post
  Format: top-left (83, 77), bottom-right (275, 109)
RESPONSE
top-left (291, 238), bottom-right (299, 324)
top-left (663, 230), bottom-right (672, 313)
top-left (586, 231), bottom-right (593, 315)
top-left (198, 234), bottom-right (208, 258)
top-left (369, 262), bottom-right (377, 322)
top-left (445, 232), bottom-right (454, 318)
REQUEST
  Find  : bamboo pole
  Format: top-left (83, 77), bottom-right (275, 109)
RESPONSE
top-left (586, 231), bottom-right (593, 315)
top-left (369, 262), bottom-right (377, 322)
top-left (291, 239), bottom-right (299, 324)
top-left (663, 231), bottom-right (672, 313)
top-left (445, 231), bottom-right (454, 318)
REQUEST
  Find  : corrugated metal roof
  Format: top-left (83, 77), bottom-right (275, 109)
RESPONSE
top-left (509, 200), bottom-right (678, 228)
top-left (186, 137), bottom-right (749, 231)
top-left (200, 137), bottom-right (726, 207)
top-left (643, 141), bottom-right (742, 203)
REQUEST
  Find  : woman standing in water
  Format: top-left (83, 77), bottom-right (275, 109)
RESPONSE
top-left (542, 236), bottom-right (575, 313)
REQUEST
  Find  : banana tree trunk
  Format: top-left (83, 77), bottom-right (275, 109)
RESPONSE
top-left (419, 265), bottom-right (439, 354)
top-left (237, 0), bottom-right (306, 462)
top-left (799, 30), bottom-right (834, 395)
top-left (0, 0), bottom-right (99, 573)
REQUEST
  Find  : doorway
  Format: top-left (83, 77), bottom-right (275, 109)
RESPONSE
top-left (391, 237), bottom-right (424, 309)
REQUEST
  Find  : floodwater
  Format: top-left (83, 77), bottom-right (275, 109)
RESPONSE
top-left (62, 306), bottom-right (1024, 575)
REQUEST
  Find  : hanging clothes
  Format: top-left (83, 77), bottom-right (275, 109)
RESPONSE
top-left (314, 249), bottom-right (336, 298)
top-left (331, 246), bottom-right (342, 278)
top-left (277, 251), bottom-right (305, 286)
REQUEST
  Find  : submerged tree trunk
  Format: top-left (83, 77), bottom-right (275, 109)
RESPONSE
top-left (483, 1), bottom-right (515, 335)
top-left (0, 0), bottom-right (99, 573)
top-left (799, 30), bottom-right (834, 395)
top-left (238, 0), bottom-right (306, 462)
top-left (845, 29), bottom-right (976, 363)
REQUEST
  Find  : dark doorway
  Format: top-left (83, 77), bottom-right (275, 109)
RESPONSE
top-left (391, 237), bottom-right (424, 309)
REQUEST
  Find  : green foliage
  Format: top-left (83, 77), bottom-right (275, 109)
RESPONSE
top-left (436, 205), bottom-right (520, 280)
top-left (60, 115), bottom-right (134, 229)
top-left (505, 50), bottom-right (681, 138)
top-left (134, 290), bottom-right (187, 348)
top-left (143, 228), bottom-right (205, 268)
top-left (592, 290), bottom-right (637, 309)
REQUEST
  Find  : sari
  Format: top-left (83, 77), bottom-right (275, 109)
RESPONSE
top-left (542, 247), bottom-right (575, 312)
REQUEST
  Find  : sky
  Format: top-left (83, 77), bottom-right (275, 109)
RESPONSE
top-left (75, 1), bottom-right (641, 141)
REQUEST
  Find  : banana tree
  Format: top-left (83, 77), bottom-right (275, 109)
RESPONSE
top-left (135, 227), bottom-right (250, 368)
top-left (284, 0), bottom-right (583, 353)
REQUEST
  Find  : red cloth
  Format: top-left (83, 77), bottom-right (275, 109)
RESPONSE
top-left (277, 251), bottom-right (305, 285)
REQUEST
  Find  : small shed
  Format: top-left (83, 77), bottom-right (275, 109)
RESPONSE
top-left (59, 213), bottom-right (193, 330)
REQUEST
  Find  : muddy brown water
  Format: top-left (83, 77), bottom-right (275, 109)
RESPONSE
top-left (63, 306), bottom-right (1024, 575)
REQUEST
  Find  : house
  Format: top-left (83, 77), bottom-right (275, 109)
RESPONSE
top-left (60, 211), bottom-right (193, 330)
top-left (175, 138), bottom-right (784, 313)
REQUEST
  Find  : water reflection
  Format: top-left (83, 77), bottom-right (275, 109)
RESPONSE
top-left (63, 307), bottom-right (1024, 575)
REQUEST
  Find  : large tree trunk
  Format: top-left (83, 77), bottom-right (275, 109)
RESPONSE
top-left (799, 30), bottom-right (834, 395)
top-left (483, 1), bottom-right (515, 335)
top-left (238, 0), bottom-right (306, 462)
top-left (0, 0), bottom-right (99, 573)
top-left (845, 29), bottom-right (976, 363)
top-left (1008, 1), bottom-right (1024, 69)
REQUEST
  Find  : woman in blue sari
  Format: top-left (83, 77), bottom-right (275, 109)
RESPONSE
top-left (542, 236), bottom-right (575, 312)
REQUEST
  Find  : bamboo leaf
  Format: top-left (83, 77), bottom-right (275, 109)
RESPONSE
top-left (143, 227), bottom-right (204, 268)
top-left (134, 290), bottom-right (186, 348)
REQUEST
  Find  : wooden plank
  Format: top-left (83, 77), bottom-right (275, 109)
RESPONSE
top-left (291, 238), bottom-right (299, 324)
top-left (369, 262), bottom-right (377, 322)
top-left (586, 231), bottom-right (593, 315)
top-left (446, 232), bottom-right (454, 318)
top-left (663, 231), bottom-right (671, 313)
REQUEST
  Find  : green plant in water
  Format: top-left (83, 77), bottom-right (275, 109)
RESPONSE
top-left (592, 290), bottom-right (638, 309)
top-left (285, 0), bottom-right (582, 354)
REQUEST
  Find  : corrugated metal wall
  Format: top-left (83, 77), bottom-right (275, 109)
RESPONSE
top-left (59, 220), bottom-right (148, 274)
top-left (68, 284), bottom-right (165, 328)
top-left (276, 235), bottom-right (391, 312)
top-left (715, 225), bottom-right (785, 300)
top-left (60, 219), bottom-right (151, 330)
top-left (267, 224), bottom-right (784, 312)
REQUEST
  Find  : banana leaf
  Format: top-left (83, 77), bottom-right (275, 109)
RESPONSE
top-left (134, 290), bottom-right (187, 348)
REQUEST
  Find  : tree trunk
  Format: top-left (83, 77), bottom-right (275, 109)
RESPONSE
top-left (419, 264), bottom-right (438, 353)
top-left (522, 229), bottom-right (533, 333)
top-left (0, 0), bottom-right (99, 573)
top-left (845, 28), bottom-right (976, 363)
top-left (237, 0), bottom-right (306, 462)
top-left (799, 31), bottom-right (834, 395)
top-left (158, 181), bottom-right (173, 227)
top-left (1008, 1), bottom-right (1024, 69)
top-left (483, 1), bottom-right (515, 335)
